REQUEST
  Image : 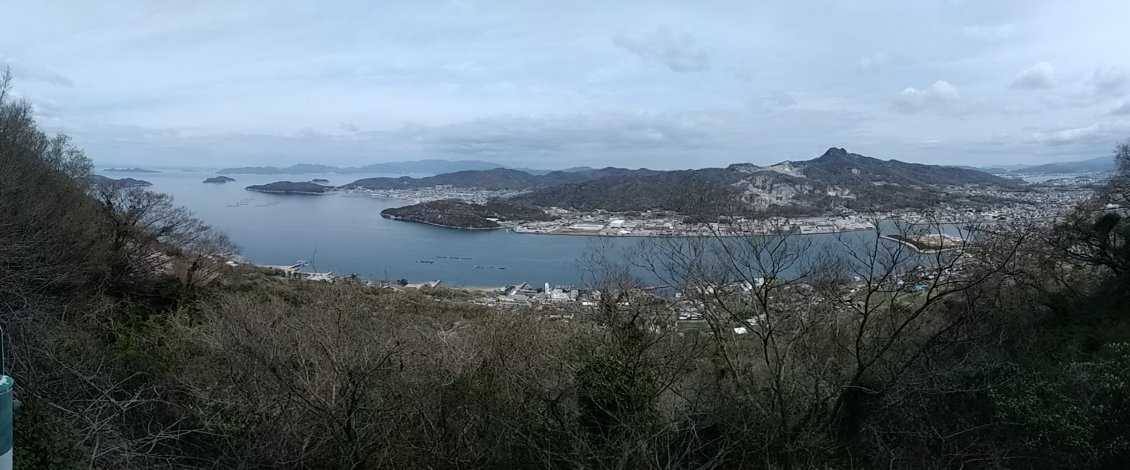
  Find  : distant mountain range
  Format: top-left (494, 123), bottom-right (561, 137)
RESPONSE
top-left (347, 148), bottom-right (1021, 223)
top-left (511, 148), bottom-right (1016, 216)
top-left (983, 156), bottom-right (1117, 176)
top-left (218, 159), bottom-right (508, 175)
top-left (105, 167), bottom-right (161, 174)
top-left (341, 167), bottom-right (652, 191)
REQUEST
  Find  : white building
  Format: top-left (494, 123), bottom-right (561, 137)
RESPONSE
top-left (570, 223), bottom-right (605, 231)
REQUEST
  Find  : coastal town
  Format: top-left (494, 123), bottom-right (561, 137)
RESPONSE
top-left (223, 169), bottom-right (1113, 316)
top-left (260, 177), bottom-right (1106, 308)
top-left (344, 177), bottom-right (1097, 237)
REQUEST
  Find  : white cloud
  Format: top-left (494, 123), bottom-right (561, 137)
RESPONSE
top-left (855, 51), bottom-right (889, 73)
top-left (1010, 62), bottom-right (1057, 89)
top-left (961, 23), bottom-right (1014, 41)
top-left (612, 26), bottom-right (711, 72)
top-left (894, 80), bottom-right (960, 112)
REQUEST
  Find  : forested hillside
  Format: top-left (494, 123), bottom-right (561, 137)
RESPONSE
top-left (4, 70), bottom-right (1130, 469)
top-left (372, 148), bottom-right (1020, 222)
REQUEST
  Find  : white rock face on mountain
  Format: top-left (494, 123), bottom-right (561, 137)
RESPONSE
top-left (733, 173), bottom-right (816, 209)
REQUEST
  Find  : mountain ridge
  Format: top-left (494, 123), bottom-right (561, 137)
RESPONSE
top-left (995, 156), bottom-right (1116, 176)
top-left (218, 159), bottom-right (509, 175)
top-left (352, 148), bottom-right (1022, 223)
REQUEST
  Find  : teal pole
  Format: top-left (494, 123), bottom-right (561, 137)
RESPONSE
top-left (0, 375), bottom-right (11, 470)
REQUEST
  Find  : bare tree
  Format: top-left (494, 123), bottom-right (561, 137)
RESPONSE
top-left (625, 212), bottom-right (1026, 468)
top-left (91, 183), bottom-right (237, 291)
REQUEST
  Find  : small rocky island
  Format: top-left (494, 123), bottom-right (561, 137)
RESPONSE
top-left (380, 199), bottom-right (554, 229)
top-left (203, 176), bottom-right (236, 183)
top-left (245, 181), bottom-right (333, 195)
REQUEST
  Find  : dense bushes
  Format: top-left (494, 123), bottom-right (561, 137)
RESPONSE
top-left (6, 65), bottom-right (1130, 468)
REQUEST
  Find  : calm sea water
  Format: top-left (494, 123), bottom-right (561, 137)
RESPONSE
top-left (117, 169), bottom-right (938, 288)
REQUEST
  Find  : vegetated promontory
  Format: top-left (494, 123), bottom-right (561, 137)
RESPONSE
top-left (380, 199), bottom-right (555, 229)
top-left (355, 148), bottom-right (1022, 228)
top-left (245, 181), bottom-right (332, 194)
top-left (203, 176), bottom-right (236, 183)
top-left (89, 174), bottom-right (152, 187)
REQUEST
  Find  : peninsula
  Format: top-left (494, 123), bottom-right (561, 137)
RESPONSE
top-left (90, 175), bottom-right (153, 187)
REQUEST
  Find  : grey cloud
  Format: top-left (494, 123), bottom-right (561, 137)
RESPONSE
top-left (855, 51), bottom-right (889, 73)
top-left (403, 112), bottom-right (717, 157)
top-left (31, 98), bottom-right (64, 119)
top-left (753, 92), bottom-right (799, 110)
top-left (11, 0), bottom-right (1130, 169)
top-left (1090, 65), bottom-right (1130, 95)
top-left (893, 80), bottom-right (960, 112)
top-left (1030, 121), bottom-right (1129, 147)
top-left (1112, 100), bottom-right (1130, 115)
top-left (728, 66), bottom-right (756, 83)
top-left (613, 26), bottom-right (710, 72)
top-left (961, 23), bottom-right (1014, 41)
top-left (72, 106), bottom-right (872, 169)
top-left (1010, 62), bottom-right (1057, 89)
top-left (0, 57), bottom-right (73, 87)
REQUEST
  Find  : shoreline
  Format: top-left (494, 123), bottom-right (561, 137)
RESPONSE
top-left (245, 188), bottom-right (332, 195)
top-left (380, 214), bottom-right (503, 231)
top-left (878, 234), bottom-right (963, 254)
top-left (509, 226), bottom-right (876, 238)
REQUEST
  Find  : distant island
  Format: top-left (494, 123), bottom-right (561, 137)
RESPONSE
top-left (245, 181), bottom-right (333, 195)
top-left (203, 176), bottom-right (236, 183)
top-left (311, 178), bottom-right (330, 183)
top-left (219, 159), bottom-right (507, 175)
top-left (105, 167), bottom-right (160, 173)
top-left (379, 199), bottom-right (554, 230)
top-left (90, 175), bottom-right (153, 187)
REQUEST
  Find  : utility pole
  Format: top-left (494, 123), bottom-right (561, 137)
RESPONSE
top-left (0, 375), bottom-right (11, 470)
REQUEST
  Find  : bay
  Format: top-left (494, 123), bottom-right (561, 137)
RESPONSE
top-left (122, 169), bottom-right (949, 288)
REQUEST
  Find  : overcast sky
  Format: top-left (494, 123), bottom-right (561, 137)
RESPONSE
top-left (4, 0), bottom-right (1130, 169)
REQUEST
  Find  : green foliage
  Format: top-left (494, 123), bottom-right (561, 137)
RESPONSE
top-left (107, 309), bottom-right (178, 377)
top-left (381, 198), bottom-right (553, 229)
top-left (14, 400), bottom-right (89, 470)
top-left (575, 348), bottom-right (660, 439)
top-left (8, 68), bottom-right (1130, 468)
top-left (244, 180), bottom-right (331, 194)
top-left (992, 343), bottom-right (1130, 468)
